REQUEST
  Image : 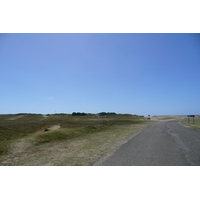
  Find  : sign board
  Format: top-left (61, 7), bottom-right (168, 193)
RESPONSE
top-left (187, 115), bottom-right (195, 124)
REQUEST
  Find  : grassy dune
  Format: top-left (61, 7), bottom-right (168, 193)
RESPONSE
top-left (0, 114), bottom-right (156, 165)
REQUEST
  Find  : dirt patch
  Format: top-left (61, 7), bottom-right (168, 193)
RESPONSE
top-left (8, 115), bottom-right (24, 121)
top-left (46, 125), bottom-right (61, 131)
top-left (40, 114), bottom-right (50, 121)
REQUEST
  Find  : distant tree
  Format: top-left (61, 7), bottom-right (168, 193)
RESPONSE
top-left (16, 113), bottom-right (42, 116)
top-left (53, 113), bottom-right (69, 116)
top-left (72, 112), bottom-right (87, 116)
top-left (99, 112), bottom-right (116, 116)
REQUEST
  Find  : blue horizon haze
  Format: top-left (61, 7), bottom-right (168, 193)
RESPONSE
top-left (0, 33), bottom-right (200, 116)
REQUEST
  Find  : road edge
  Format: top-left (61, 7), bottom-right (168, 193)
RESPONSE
top-left (93, 121), bottom-right (158, 166)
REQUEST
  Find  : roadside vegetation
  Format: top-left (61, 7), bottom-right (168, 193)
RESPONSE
top-left (152, 115), bottom-right (185, 120)
top-left (180, 116), bottom-right (200, 130)
top-left (0, 113), bottom-right (156, 165)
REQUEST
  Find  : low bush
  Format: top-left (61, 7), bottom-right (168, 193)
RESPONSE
top-left (0, 147), bottom-right (8, 155)
top-left (35, 131), bottom-right (78, 144)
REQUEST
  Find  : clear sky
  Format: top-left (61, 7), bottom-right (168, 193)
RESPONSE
top-left (0, 33), bottom-right (200, 115)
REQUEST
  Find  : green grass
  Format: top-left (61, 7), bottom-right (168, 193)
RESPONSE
top-left (0, 113), bottom-right (147, 155)
top-left (180, 117), bottom-right (200, 130)
top-left (35, 131), bottom-right (73, 144)
top-left (0, 114), bottom-right (50, 155)
top-left (0, 146), bottom-right (8, 155)
top-left (34, 125), bottom-right (103, 144)
top-left (34, 117), bottom-right (144, 144)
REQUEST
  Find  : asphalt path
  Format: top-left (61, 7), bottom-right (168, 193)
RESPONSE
top-left (98, 119), bottom-right (200, 166)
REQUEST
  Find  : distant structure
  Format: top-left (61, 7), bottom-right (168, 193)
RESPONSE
top-left (187, 115), bottom-right (195, 124)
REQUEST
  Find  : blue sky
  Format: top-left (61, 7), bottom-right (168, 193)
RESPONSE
top-left (0, 33), bottom-right (200, 115)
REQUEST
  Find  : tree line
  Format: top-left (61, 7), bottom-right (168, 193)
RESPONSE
top-left (72, 112), bottom-right (87, 116)
top-left (98, 112), bottom-right (116, 116)
top-left (71, 112), bottom-right (117, 116)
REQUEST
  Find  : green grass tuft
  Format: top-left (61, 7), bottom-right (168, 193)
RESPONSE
top-left (35, 131), bottom-right (74, 144)
top-left (0, 147), bottom-right (8, 155)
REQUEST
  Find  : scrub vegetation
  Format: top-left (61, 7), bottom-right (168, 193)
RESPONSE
top-left (0, 113), bottom-right (155, 165)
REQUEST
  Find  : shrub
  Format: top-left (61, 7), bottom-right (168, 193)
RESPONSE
top-left (0, 147), bottom-right (8, 155)
top-left (35, 131), bottom-right (75, 144)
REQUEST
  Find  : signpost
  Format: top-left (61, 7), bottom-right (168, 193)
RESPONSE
top-left (96, 114), bottom-right (100, 124)
top-left (187, 115), bottom-right (195, 124)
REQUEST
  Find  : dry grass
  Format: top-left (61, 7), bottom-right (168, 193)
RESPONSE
top-left (180, 117), bottom-right (200, 130)
top-left (0, 114), bottom-right (155, 165)
top-left (151, 115), bottom-right (186, 121)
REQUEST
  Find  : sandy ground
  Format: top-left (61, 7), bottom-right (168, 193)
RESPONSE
top-left (8, 115), bottom-right (24, 120)
top-left (46, 125), bottom-right (61, 131)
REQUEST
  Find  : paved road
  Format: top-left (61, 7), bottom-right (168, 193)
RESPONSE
top-left (98, 120), bottom-right (200, 166)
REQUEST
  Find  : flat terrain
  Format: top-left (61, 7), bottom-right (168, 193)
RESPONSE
top-left (98, 118), bottom-right (200, 166)
top-left (180, 117), bottom-right (200, 130)
top-left (2, 114), bottom-right (198, 166)
top-left (0, 114), bottom-right (155, 166)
